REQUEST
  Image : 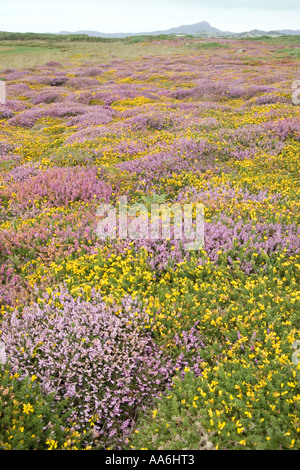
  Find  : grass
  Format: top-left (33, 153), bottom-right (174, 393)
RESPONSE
top-left (244, 35), bottom-right (300, 45)
top-left (0, 33), bottom-right (299, 69)
top-left (273, 47), bottom-right (300, 60)
top-left (0, 39), bottom-right (191, 68)
top-left (193, 42), bottom-right (230, 49)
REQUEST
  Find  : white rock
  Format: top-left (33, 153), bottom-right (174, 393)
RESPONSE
top-left (0, 341), bottom-right (7, 365)
top-left (0, 81), bottom-right (6, 105)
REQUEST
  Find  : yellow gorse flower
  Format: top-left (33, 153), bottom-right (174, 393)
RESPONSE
top-left (22, 403), bottom-right (34, 415)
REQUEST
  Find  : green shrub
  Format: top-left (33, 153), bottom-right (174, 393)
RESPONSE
top-left (194, 42), bottom-right (229, 49)
top-left (0, 365), bottom-right (92, 450)
top-left (130, 363), bottom-right (300, 450)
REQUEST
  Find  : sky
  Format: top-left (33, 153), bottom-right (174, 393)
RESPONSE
top-left (0, 0), bottom-right (299, 34)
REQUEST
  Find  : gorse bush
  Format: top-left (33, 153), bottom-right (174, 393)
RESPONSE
top-left (0, 365), bottom-right (92, 450)
top-left (130, 365), bottom-right (300, 450)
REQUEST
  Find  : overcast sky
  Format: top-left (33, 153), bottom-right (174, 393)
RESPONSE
top-left (0, 0), bottom-right (299, 34)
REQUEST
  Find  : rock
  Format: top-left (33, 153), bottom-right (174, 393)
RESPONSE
top-left (0, 341), bottom-right (7, 365)
top-left (0, 80), bottom-right (6, 105)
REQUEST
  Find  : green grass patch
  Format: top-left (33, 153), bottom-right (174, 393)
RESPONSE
top-left (194, 41), bottom-right (230, 49)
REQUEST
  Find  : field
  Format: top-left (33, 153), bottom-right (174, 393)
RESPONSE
top-left (0, 35), bottom-right (299, 450)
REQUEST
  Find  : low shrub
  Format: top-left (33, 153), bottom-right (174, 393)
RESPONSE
top-left (0, 365), bottom-right (92, 450)
top-left (1, 291), bottom-right (176, 448)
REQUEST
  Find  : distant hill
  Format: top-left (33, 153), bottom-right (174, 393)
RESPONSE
top-left (58, 22), bottom-right (300, 38)
top-left (278, 29), bottom-right (300, 35)
top-left (59, 21), bottom-right (222, 38)
top-left (235, 28), bottom-right (300, 38)
top-left (147, 21), bottom-right (222, 35)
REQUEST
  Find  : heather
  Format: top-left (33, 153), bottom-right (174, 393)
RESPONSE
top-left (1, 292), bottom-right (178, 448)
top-left (0, 36), bottom-right (299, 450)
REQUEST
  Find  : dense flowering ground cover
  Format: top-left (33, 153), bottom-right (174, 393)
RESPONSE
top-left (0, 37), bottom-right (299, 450)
